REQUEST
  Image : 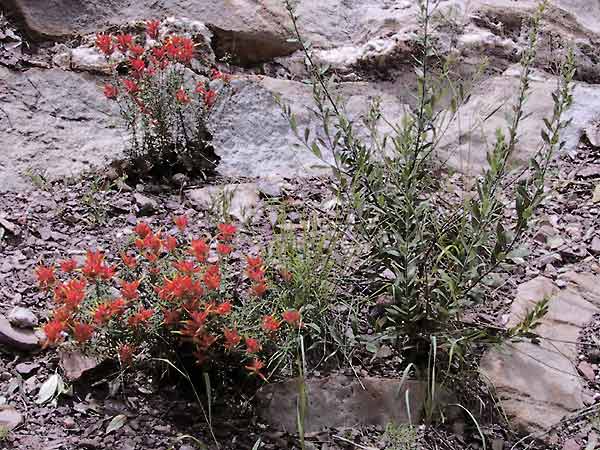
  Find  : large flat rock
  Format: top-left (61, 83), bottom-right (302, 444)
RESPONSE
top-left (481, 272), bottom-right (600, 436)
top-left (0, 67), bottom-right (124, 192)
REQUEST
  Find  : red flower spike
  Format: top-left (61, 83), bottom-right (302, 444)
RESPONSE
top-left (35, 265), bottom-right (56, 288)
top-left (118, 344), bottom-right (135, 365)
top-left (245, 358), bottom-right (267, 380)
top-left (215, 301), bottom-right (232, 315)
top-left (95, 34), bottom-right (115, 55)
top-left (173, 260), bottom-right (199, 274)
top-left (164, 235), bottom-right (178, 253)
top-left (282, 310), bottom-right (301, 326)
top-left (174, 214), bottom-right (188, 232)
top-left (245, 337), bottom-right (262, 354)
top-left (246, 255), bottom-right (263, 268)
top-left (130, 58), bottom-right (145, 72)
top-left (251, 281), bottom-right (268, 297)
top-left (217, 223), bottom-right (237, 241)
top-left (134, 221), bottom-right (152, 238)
top-left (73, 322), bottom-right (94, 344)
top-left (162, 308), bottom-right (181, 326)
top-left (116, 33), bottom-right (133, 53)
top-left (223, 328), bottom-right (241, 350)
top-left (195, 82), bottom-right (206, 95)
top-left (203, 265), bottom-right (221, 291)
top-left (216, 243), bottom-right (232, 256)
top-left (123, 79), bottom-right (140, 95)
top-left (103, 83), bottom-right (118, 99)
top-left (121, 252), bottom-right (137, 269)
top-left (52, 306), bottom-right (72, 323)
top-left (59, 258), bottom-right (78, 273)
top-left (262, 315), bottom-right (280, 332)
top-left (146, 20), bottom-right (160, 39)
top-left (175, 87), bottom-right (190, 104)
top-left (189, 239), bottom-right (209, 263)
top-left (204, 90), bottom-right (217, 108)
top-left (120, 280), bottom-right (140, 300)
top-left (128, 308), bottom-right (154, 328)
top-left (43, 320), bottom-right (65, 347)
top-left (94, 303), bottom-right (114, 325)
top-left (129, 44), bottom-right (145, 58)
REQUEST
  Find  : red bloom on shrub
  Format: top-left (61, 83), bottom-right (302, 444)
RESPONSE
top-left (103, 83), bottom-right (118, 99)
top-left (121, 252), bottom-right (137, 269)
top-left (245, 337), bottom-right (262, 354)
top-left (204, 90), bottom-right (217, 108)
top-left (123, 79), bottom-right (140, 95)
top-left (100, 264), bottom-right (117, 280)
top-left (52, 306), bottom-right (72, 323)
top-left (189, 239), bottom-right (209, 263)
top-left (146, 19), bottom-right (160, 39)
top-left (215, 301), bottom-right (232, 315)
top-left (262, 315), bottom-right (280, 332)
top-left (57, 279), bottom-right (87, 310)
top-left (134, 221), bottom-right (152, 238)
top-left (128, 308), bottom-right (154, 328)
top-left (73, 322), bottom-right (94, 344)
top-left (246, 255), bottom-right (263, 269)
top-left (162, 308), bottom-right (181, 326)
top-left (116, 33), bottom-right (133, 53)
top-left (151, 46), bottom-right (166, 60)
top-left (130, 58), bottom-right (145, 72)
top-left (174, 214), bottom-right (188, 232)
top-left (176, 87), bottom-right (190, 104)
top-left (216, 243), bottom-right (232, 256)
top-left (245, 358), bottom-right (267, 380)
top-left (217, 223), bottom-right (236, 241)
top-left (247, 266), bottom-right (265, 282)
top-left (82, 250), bottom-right (107, 279)
top-left (36, 265), bottom-right (56, 288)
top-left (118, 344), bottom-right (135, 365)
top-left (164, 235), bottom-right (178, 252)
top-left (203, 265), bottom-right (221, 291)
top-left (43, 320), bottom-right (65, 347)
top-left (176, 37), bottom-right (194, 63)
top-left (95, 34), bottom-right (115, 55)
top-left (129, 44), bottom-right (145, 57)
top-left (195, 83), bottom-right (206, 95)
top-left (251, 281), bottom-right (268, 297)
top-left (59, 258), bottom-right (78, 273)
top-left (223, 327), bottom-right (241, 350)
top-left (109, 298), bottom-right (128, 316)
top-left (94, 303), bottom-right (114, 324)
top-left (120, 279), bottom-right (140, 300)
top-left (173, 260), bottom-right (199, 274)
top-left (282, 310), bottom-right (301, 327)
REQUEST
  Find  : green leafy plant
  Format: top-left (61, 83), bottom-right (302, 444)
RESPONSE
top-left (281, 0), bottom-right (575, 367)
top-left (382, 422), bottom-right (418, 450)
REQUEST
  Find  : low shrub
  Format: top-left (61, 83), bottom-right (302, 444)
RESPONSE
top-left (96, 20), bottom-right (230, 179)
top-left (35, 217), bottom-right (304, 381)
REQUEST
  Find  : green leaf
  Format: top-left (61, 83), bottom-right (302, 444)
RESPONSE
top-left (36, 373), bottom-right (60, 405)
top-left (105, 414), bottom-right (127, 434)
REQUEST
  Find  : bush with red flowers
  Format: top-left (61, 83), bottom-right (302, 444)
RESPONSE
top-left (95, 20), bottom-right (231, 178)
top-left (35, 217), bottom-right (304, 382)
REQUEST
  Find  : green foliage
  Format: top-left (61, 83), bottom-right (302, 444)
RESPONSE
top-left (382, 423), bottom-right (418, 450)
top-left (281, 0), bottom-right (575, 366)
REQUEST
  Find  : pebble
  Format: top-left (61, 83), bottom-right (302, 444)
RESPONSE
top-left (7, 306), bottom-right (38, 329)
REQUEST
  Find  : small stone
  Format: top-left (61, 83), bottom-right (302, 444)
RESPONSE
top-left (562, 438), bottom-right (581, 450)
top-left (590, 237), bottom-right (600, 254)
top-left (59, 349), bottom-right (101, 381)
top-left (63, 417), bottom-right (76, 429)
top-left (556, 279), bottom-right (567, 288)
top-left (491, 438), bottom-right (504, 450)
top-left (257, 178), bottom-right (284, 198)
top-left (15, 362), bottom-right (39, 375)
top-left (7, 307), bottom-right (38, 329)
top-left (171, 173), bottom-right (189, 186)
top-left (0, 314), bottom-right (39, 350)
top-left (0, 405), bottom-right (23, 431)
top-left (134, 193), bottom-right (158, 216)
top-left (578, 361), bottom-right (596, 383)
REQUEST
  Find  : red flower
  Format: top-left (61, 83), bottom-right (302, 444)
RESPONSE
top-left (164, 235), bottom-right (178, 252)
top-left (215, 301), bottom-right (232, 315)
top-left (282, 310), bottom-right (301, 326)
top-left (43, 320), bottom-right (65, 347)
top-left (245, 358), bottom-right (267, 380)
top-left (174, 214), bottom-right (188, 232)
top-left (129, 44), bottom-right (145, 57)
top-left (195, 83), bottom-right (206, 95)
top-left (189, 239), bottom-right (209, 263)
top-left (123, 78), bottom-right (140, 95)
top-left (247, 266), bottom-right (265, 282)
top-left (176, 37), bottom-right (194, 63)
top-left (128, 308), bottom-right (154, 328)
top-left (217, 223), bottom-right (237, 241)
top-left (262, 315), bottom-right (280, 332)
top-left (175, 87), bottom-right (190, 104)
top-left (56, 279), bottom-right (87, 310)
top-left (109, 298), bottom-right (128, 316)
top-left (73, 322), bottom-right (94, 344)
top-left (245, 337), bottom-right (262, 354)
top-left (192, 349), bottom-right (207, 366)
top-left (223, 328), bottom-right (241, 350)
top-left (52, 306), bottom-right (72, 323)
top-left (100, 264), bottom-right (117, 280)
top-left (204, 90), bottom-right (217, 108)
top-left (146, 20), bottom-right (160, 39)
top-left (121, 252), bottom-right (137, 269)
top-left (151, 46), bottom-right (166, 60)
top-left (173, 260), bottom-right (199, 274)
top-left (130, 58), bottom-right (145, 72)
top-left (95, 34), bottom-right (114, 55)
top-left (134, 221), bottom-right (152, 238)
top-left (251, 282), bottom-right (268, 297)
top-left (116, 33), bottom-right (133, 53)
top-left (94, 303), bottom-right (114, 324)
top-left (162, 308), bottom-right (181, 326)
top-left (118, 344), bottom-right (135, 365)
top-left (35, 265), bottom-right (56, 288)
top-left (210, 68), bottom-right (223, 80)
top-left (216, 242), bottom-right (232, 256)
top-left (203, 265), bottom-right (221, 291)
top-left (59, 259), bottom-right (78, 273)
top-left (246, 255), bottom-right (263, 268)
top-left (120, 279), bottom-right (140, 300)
top-left (103, 83), bottom-right (118, 99)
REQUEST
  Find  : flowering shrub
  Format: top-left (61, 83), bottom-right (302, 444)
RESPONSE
top-left (96, 20), bottom-right (231, 178)
top-left (35, 217), bottom-right (303, 381)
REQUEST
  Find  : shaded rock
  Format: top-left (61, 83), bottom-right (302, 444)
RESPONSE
top-left (256, 375), bottom-right (451, 433)
top-left (187, 183), bottom-right (260, 222)
top-left (577, 361), bottom-right (595, 383)
top-left (59, 348), bottom-right (101, 381)
top-left (481, 273), bottom-right (600, 438)
top-left (257, 177), bottom-right (285, 198)
top-left (562, 438), bottom-right (581, 450)
top-left (15, 361), bottom-right (39, 375)
top-left (70, 46), bottom-right (112, 74)
top-left (0, 405), bottom-right (23, 431)
top-left (133, 193), bottom-right (158, 216)
top-left (7, 306), bottom-right (38, 329)
top-left (0, 314), bottom-right (39, 350)
top-left (0, 67), bottom-right (124, 192)
top-left (591, 236), bottom-right (600, 254)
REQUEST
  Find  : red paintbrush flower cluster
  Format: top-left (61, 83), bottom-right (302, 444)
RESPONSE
top-left (35, 217), bottom-right (304, 382)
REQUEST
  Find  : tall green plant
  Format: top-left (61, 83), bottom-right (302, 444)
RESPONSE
top-left (281, 0), bottom-right (575, 362)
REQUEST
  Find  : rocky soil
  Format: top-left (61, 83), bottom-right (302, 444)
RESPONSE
top-left (2, 0), bottom-right (600, 449)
